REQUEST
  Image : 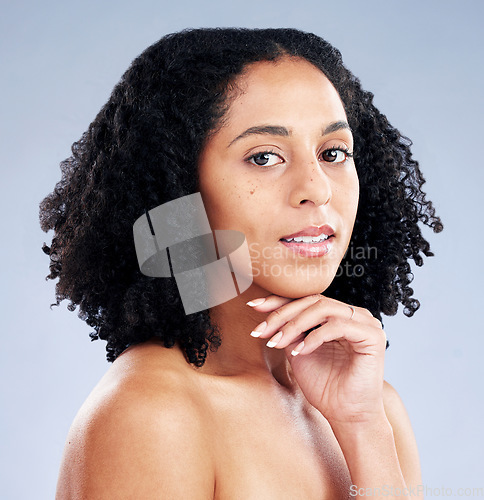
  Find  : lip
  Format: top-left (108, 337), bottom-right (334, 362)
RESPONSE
top-left (280, 224), bottom-right (335, 240)
top-left (279, 237), bottom-right (334, 258)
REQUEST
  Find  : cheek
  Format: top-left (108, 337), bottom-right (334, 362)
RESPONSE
top-left (200, 175), bottom-right (260, 230)
top-left (343, 169), bottom-right (360, 214)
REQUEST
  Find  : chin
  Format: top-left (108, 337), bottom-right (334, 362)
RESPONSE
top-left (252, 272), bottom-right (335, 299)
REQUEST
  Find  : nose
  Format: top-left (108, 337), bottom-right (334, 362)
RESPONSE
top-left (288, 158), bottom-right (332, 208)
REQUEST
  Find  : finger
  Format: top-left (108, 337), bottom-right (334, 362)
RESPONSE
top-left (246, 294), bottom-right (293, 311)
top-left (258, 295), bottom-right (379, 343)
top-left (265, 303), bottom-right (331, 349)
top-left (292, 320), bottom-right (387, 356)
top-left (270, 300), bottom-right (383, 349)
top-left (252, 295), bottom-right (321, 339)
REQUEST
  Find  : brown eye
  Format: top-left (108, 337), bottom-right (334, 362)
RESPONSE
top-left (247, 151), bottom-right (283, 167)
top-left (321, 148), bottom-right (348, 163)
top-left (252, 153), bottom-right (271, 166)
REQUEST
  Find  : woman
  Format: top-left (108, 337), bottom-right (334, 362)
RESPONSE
top-left (40, 27), bottom-right (443, 498)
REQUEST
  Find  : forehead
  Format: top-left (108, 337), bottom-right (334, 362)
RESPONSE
top-left (220, 56), bottom-right (347, 131)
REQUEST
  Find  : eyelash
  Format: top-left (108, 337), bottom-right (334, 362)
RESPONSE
top-left (245, 146), bottom-right (354, 169)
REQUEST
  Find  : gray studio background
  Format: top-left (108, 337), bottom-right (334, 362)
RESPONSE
top-left (1, 0), bottom-right (483, 498)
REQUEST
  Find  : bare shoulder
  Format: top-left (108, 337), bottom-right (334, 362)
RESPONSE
top-left (56, 341), bottom-right (215, 500)
top-left (383, 380), bottom-right (423, 489)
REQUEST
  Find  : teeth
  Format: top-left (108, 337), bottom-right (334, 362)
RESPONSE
top-left (284, 234), bottom-right (329, 243)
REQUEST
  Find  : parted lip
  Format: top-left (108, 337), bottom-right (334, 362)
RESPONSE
top-left (280, 225), bottom-right (335, 240)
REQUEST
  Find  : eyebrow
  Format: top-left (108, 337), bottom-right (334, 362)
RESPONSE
top-left (227, 120), bottom-right (351, 148)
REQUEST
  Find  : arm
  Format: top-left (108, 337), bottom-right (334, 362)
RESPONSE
top-left (56, 378), bottom-right (215, 499)
top-left (382, 380), bottom-right (423, 493)
top-left (246, 294), bottom-right (424, 499)
top-left (330, 381), bottom-right (423, 498)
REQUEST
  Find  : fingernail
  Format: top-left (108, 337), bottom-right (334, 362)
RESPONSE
top-left (246, 298), bottom-right (266, 307)
top-left (266, 331), bottom-right (283, 348)
top-left (250, 321), bottom-right (267, 337)
top-left (291, 341), bottom-right (305, 356)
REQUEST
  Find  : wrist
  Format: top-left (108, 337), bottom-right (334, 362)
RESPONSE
top-left (328, 411), bottom-right (395, 455)
top-left (327, 408), bottom-right (390, 436)
top-left (328, 414), bottom-right (405, 490)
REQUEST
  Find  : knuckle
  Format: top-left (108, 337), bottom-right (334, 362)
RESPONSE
top-left (378, 328), bottom-right (387, 343)
top-left (330, 316), bottom-right (344, 328)
top-left (315, 297), bottom-right (328, 312)
top-left (268, 308), bottom-right (284, 324)
top-left (271, 308), bottom-right (283, 319)
top-left (358, 307), bottom-right (373, 317)
top-left (285, 319), bottom-right (298, 331)
top-left (372, 317), bottom-right (383, 328)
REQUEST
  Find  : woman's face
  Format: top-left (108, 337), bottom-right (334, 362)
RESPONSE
top-left (198, 56), bottom-right (359, 298)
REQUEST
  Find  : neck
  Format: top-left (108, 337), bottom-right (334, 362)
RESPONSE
top-left (193, 284), bottom-right (296, 390)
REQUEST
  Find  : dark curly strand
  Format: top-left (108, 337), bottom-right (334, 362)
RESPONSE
top-left (39, 27), bottom-right (443, 366)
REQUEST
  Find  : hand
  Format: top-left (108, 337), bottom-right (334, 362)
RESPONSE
top-left (248, 294), bottom-right (388, 426)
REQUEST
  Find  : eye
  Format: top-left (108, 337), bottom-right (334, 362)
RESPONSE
top-left (321, 147), bottom-right (353, 164)
top-left (246, 150), bottom-right (284, 168)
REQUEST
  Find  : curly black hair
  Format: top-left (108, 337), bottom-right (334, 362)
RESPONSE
top-left (39, 27), bottom-right (443, 367)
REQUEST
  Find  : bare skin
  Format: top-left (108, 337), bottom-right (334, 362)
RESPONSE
top-left (56, 339), bottom-right (421, 499)
top-left (56, 57), bottom-right (423, 499)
